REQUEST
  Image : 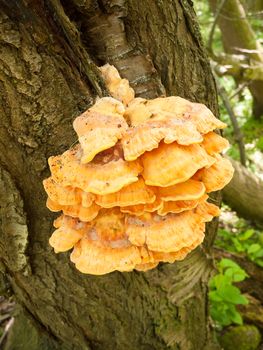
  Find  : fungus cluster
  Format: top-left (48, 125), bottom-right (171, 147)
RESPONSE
top-left (43, 64), bottom-right (234, 275)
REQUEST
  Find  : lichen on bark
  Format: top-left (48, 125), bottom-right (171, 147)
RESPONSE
top-left (0, 167), bottom-right (29, 274)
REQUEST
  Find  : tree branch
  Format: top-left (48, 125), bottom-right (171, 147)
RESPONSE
top-left (222, 157), bottom-right (263, 225)
top-left (207, 0), bottom-right (227, 57)
top-left (214, 74), bottom-right (247, 166)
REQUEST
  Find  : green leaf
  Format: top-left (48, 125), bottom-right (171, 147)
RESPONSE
top-left (227, 306), bottom-right (243, 325)
top-left (213, 274), bottom-right (232, 289)
top-left (224, 267), bottom-right (248, 282)
top-left (259, 233), bottom-right (263, 246)
top-left (238, 229), bottom-right (254, 241)
top-left (227, 146), bottom-right (240, 161)
top-left (217, 285), bottom-right (248, 305)
top-left (218, 258), bottom-right (240, 270)
top-left (209, 291), bottom-right (222, 302)
top-left (253, 249), bottom-right (263, 259)
top-left (256, 136), bottom-right (263, 151)
top-left (247, 244), bottom-right (261, 254)
top-left (231, 238), bottom-right (245, 252)
top-left (231, 311), bottom-right (243, 325)
top-left (210, 304), bottom-right (233, 327)
top-left (255, 259), bottom-right (263, 267)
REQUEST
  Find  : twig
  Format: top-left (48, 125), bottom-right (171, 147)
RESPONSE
top-left (208, 0), bottom-right (227, 57)
top-left (214, 75), bottom-right (247, 167)
top-left (0, 314), bottom-right (11, 324)
top-left (229, 81), bottom-right (251, 100)
top-left (0, 317), bottom-right (14, 348)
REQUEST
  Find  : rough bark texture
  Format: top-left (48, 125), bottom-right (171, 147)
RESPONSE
top-left (0, 1), bottom-right (220, 349)
top-left (222, 158), bottom-right (263, 226)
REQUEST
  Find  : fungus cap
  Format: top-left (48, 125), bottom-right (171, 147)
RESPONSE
top-left (157, 179), bottom-right (206, 202)
top-left (43, 177), bottom-right (81, 206)
top-left (202, 132), bottom-right (229, 155)
top-left (88, 97), bottom-right (125, 117)
top-left (124, 98), bottom-right (152, 126)
top-left (120, 197), bottom-right (163, 216)
top-left (135, 262), bottom-right (159, 271)
top-left (100, 64), bottom-right (135, 105)
top-left (43, 177), bottom-right (95, 207)
top-left (47, 198), bottom-right (100, 222)
top-left (193, 155), bottom-right (234, 193)
top-left (49, 216), bottom-right (86, 253)
top-left (126, 209), bottom-right (207, 252)
top-left (157, 194), bottom-right (208, 216)
top-left (92, 209), bottom-right (126, 241)
top-left (44, 64), bottom-right (233, 275)
top-left (70, 234), bottom-right (143, 275)
top-left (141, 142), bottom-right (215, 187)
top-left (151, 237), bottom-right (203, 263)
top-left (73, 106), bottom-right (128, 163)
top-left (145, 96), bottom-right (227, 133)
top-left (95, 177), bottom-right (156, 208)
top-left (48, 145), bottom-right (143, 195)
top-left (122, 118), bottom-right (203, 161)
top-left (194, 201), bottom-right (221, 222)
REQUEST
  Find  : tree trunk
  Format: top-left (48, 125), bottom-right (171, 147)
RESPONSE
top-left (222, 158), bottom-right (263, 226)
top-left (243, 0), bottom-right (263, 15)
top-left (0, 1), bottom-right (220, 349)
top-left (209, 0), bottom-right (263, 119)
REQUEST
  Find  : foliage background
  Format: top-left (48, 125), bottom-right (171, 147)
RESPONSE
top-left (194, 1), bottom-right (263, 348)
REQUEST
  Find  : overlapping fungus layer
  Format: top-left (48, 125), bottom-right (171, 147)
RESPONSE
top-left (43, 64), bottom-right (234, 275)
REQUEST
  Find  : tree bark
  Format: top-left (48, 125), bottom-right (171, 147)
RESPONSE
top-left (0, 1), bottom-right (220, 349)
top-left (222, 158), bottom-right (263, 226)
top-left (243, 0), bottom-right (263, 15)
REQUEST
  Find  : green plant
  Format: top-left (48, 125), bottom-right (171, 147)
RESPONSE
top-left (216, 227), bottom-right (263, 267)
top-left (256, 136), bottom-right (263, 152)
top-left (209, 258), bottom-right (249, 327)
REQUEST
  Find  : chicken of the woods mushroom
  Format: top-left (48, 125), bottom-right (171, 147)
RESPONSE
top-left (43, 64), bottom-right (234, 275)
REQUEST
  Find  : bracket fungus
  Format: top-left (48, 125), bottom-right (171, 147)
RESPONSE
top-left (44, 64), bottom-right (234, 275)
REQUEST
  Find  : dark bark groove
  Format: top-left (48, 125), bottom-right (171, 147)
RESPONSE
top-left (0, 1), bottom-right (220, 349)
